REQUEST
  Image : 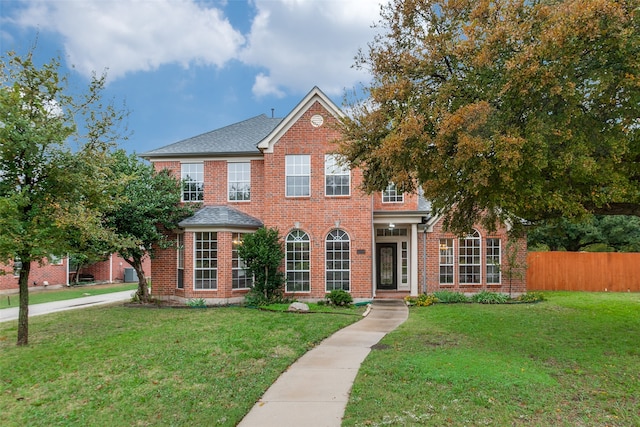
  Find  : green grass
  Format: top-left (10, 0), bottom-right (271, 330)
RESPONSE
top-left (0, 303), bottom-right (362, 426)
top-left (0, 283), bottom-right (138, 308)
top-left (342, 291), bottom-right (640, 426)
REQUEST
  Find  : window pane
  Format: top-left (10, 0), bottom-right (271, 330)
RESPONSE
top-left (286, 230), bottom-right (310, 292)
top-left (459, 230), bottom-right (481, 284)
top-left (194, 232), bottom-right (217, 290)
top-left (325, 229), bottom-right (350, 291)
top-left (228, 162), bottom-right (251, 201)
top-left (181, 163), bottom-right (204, 201)
top-left (286, 155), bottom-right (310, 197)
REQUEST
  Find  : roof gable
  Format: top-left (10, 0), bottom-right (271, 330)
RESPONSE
top-left (257, 86), bottom-right (344, 154)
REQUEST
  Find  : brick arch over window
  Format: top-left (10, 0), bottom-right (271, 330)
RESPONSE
top-left (325, 229), bottom-right (350, 292)
top-left (459, 229), bottom-right (481, 284)
top-left (286, 230), bottom-right (310, 292)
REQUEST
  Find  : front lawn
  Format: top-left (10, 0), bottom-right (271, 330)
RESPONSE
top-left (0, 304), bottom-right (362, 426)
top-left (343, 291), bottom-right (640, 426)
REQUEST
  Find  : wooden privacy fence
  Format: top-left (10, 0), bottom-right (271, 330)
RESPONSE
top-left (527, 252), bottom-right (640, 292)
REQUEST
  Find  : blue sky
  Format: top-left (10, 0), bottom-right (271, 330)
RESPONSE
top-left (1, 0), bottom-right (383, 154)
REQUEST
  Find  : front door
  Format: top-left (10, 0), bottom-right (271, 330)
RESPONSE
top-left (376, 243), bottom-right (397, 290)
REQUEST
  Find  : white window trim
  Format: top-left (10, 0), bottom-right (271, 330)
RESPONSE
top-left (382, 183), bottom-right (404, 203)
top-left (181, 162), bottom-right (204, 202)
top-left (285, 155), bottom-right (311, 197)
top-left (325, 229), bottom-right (351, 292)
top-left (439, 238), bottom-right (455, 285)
top-left (194, 232), bottom-right (217, 290)
top-left (286, 230), bottom-right (311, 292)
top-left (324, 154), bottom-right (350, 197)
top-left (228, 162), bottom-right (251, 202)
top-left (486, 238), bottom-right (502, 284)
top-left (459, 230), bottom-right (482, 284)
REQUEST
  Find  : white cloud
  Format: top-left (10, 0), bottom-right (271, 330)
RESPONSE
top-left (240, 0), bottom-right (382, 98)
top-left (9, 0), bottom-right (382, 98)
top-left (12, 0), bottom-right (244, 80)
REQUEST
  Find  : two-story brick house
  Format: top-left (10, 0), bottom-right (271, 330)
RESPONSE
top-left (142, 87), bottom-right (526, 304)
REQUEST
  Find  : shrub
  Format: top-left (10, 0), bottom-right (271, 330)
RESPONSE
top-left (470, 290), bottom-right (509, 304)
top-left (404, 293), bottom-right (438, 307)
top-left (237, 227), bottom-right (285, 303)
top-left (326, 289), bottom-right (353, 306)
top-left (186, 298), bottom-right (206, 308)
top-left (433, 290), bottom-right (469, 303)
top-left (517, 292), bottom-right (546, 303)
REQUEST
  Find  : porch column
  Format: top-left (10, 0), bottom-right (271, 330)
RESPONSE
top-left (411, 223), bottom-right (419, 296)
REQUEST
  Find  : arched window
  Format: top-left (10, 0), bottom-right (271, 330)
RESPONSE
top-left (326, 229), bottom-right (350, 291)
top-left (459, 230), bottom-right (481, 284)
top-left (286, 230), bottom-right (310, 292)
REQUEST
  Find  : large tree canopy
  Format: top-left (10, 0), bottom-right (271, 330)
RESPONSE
top-left (0, 50), bottom-right (126, 345)
top-left (339, 0), bottom-right (640, 233)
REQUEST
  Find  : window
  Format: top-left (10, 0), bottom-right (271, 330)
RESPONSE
top-left (228, 162), bottom-right (251, 201)
top-left (177, 234), bottom-right (184, 289)
top-left (286, 155), bottom-right (310, 197)
top-left (439, 239), bottom-right (454, 284)
top-left (326, 230), bottom-right (350, 291)
top-left (194, 232), bottom-right (217, 290)
top-left (376, 228), bottom-right (408, 237)
top-left (286, 230), bottom-right (310, 292)
top-left (49, 254), bottom-right (63, 265)
top-left (401, 241), bottom-right (408, 285)
top-left (382, 183), bottom-right (403, 203)
top-left (325, 154), bottom-right (350, 196)
top-left (232, 233), bottom-right (253, 289)
top-left (181, 163), bottom-right (204, 202)
top-left (486, 238), bottom-right (501, 284)
top-left (459, 230), bottom-right (481, 284)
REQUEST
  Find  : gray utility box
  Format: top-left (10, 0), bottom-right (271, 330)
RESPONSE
top-left (124, 267), bottom-right (138, 283)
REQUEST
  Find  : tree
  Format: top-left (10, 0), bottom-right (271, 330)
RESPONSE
top-left (0, 50), bottom-right (126, 345)
top-left (529, 215), bottom-right (640, 252)
top-left (237, 227), bottom-right (285, 304)
top-left (339, 0), bottom-right (640, 234)
top-left (105, 150), bottom-right (194, 303)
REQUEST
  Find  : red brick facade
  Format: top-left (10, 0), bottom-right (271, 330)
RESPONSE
top-left (145, 88), bottom-right (527, 303)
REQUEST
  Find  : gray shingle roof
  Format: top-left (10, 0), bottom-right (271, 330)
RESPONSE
top-left (179, 205), bottom-right (263, 228)
top-left (141, 115), bottom-right (283, 158)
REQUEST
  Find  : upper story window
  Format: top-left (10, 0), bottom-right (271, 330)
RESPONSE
top-left (325, 154), bottom-right (350, 196)
top-left (382, 183), bottom-right (404, 203)
top-left (286, 155), bottom-right (310, 197)
top-left (181, 163), bottom-right (204, 202)
top-left (228, 162), bottom-right (251, 201)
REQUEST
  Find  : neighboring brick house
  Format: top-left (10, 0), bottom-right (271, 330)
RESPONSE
top-left (0, 255), bottom-right (150, 292)
top-left (142, 87), bottom-right (526, 304)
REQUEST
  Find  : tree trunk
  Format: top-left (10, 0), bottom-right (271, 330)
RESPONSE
top-left (125, 257), bottom-right (149, 303)
top-left (17, 260), bottom-right (31, 346)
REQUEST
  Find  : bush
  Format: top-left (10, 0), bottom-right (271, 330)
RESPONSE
top-left (186, 298), bottom-right (206, 308)
top-left (470, 290), bottom-right (509, 304)
top-left (326, 289), bottom-right (353, 306)
top-left (517, 292), bottom-right (546, 303)
top-left (404, 293), bottom-right (438, 307)
top-left (433, 290), bottom-right (469, 303)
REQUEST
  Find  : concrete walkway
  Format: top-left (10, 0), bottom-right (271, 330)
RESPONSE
top-left (0, 290), bottom-right (134, 323)
top-left (238, 299), bottom-right (409, 427)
